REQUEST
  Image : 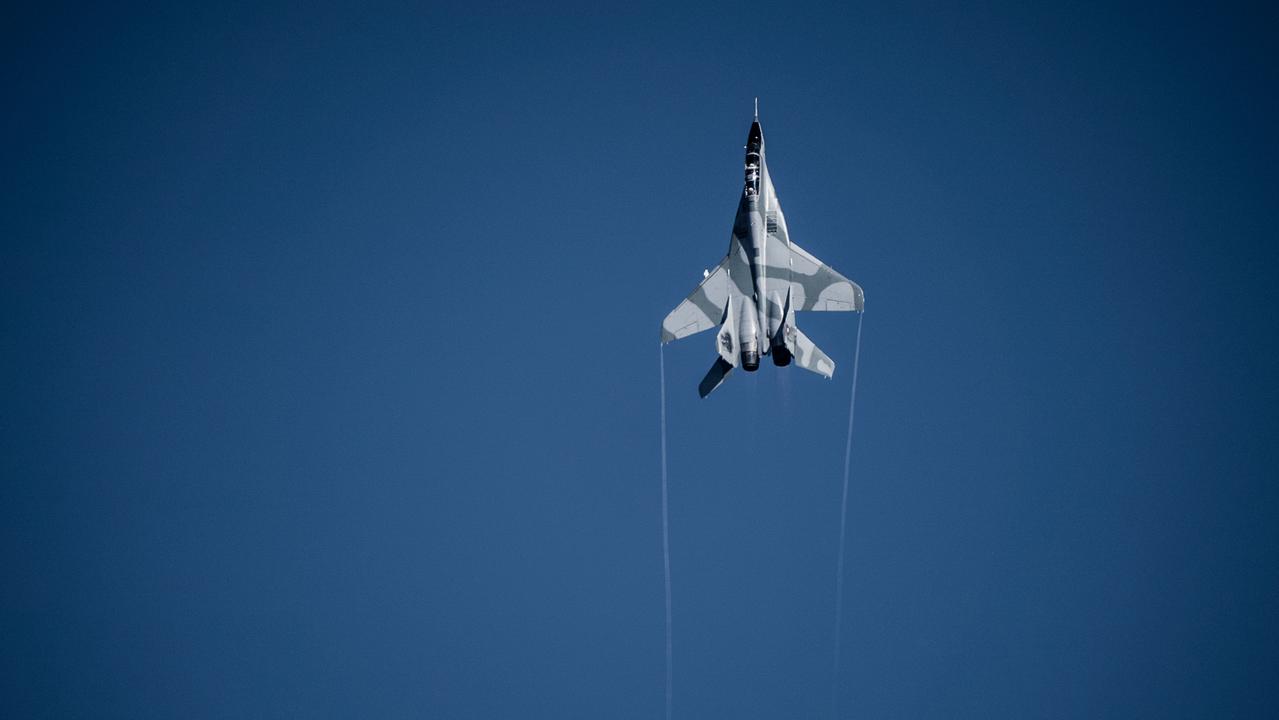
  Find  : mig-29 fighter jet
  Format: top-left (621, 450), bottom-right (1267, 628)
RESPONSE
top-left (661, 103), bottom-right (865, 397)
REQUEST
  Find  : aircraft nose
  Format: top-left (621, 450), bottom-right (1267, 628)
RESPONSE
top-left (747, 121), bottom-right (763, 151)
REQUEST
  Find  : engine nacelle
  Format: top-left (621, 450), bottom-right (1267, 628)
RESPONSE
top-left (771, 344), bottom-right (792, 366)
top-left (738, 300), bottom-right (760, 371)
top-left (717, 294), bottom-right (762, 372)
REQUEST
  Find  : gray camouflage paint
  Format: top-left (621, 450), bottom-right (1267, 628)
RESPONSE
top-left (661, 114), bottom-right (863, 396)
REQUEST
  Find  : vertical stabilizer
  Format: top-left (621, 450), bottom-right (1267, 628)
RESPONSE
top-left (716, 296), bottom-right (740, 367)
top-left (698, 358), bottom-right (735, 398)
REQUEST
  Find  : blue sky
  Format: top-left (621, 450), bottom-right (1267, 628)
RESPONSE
top-left (4, 2), bottom-right (1278, 718)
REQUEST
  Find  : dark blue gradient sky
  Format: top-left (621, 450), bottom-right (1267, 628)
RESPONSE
top-left (4, 2), bottom-right (1278, 718)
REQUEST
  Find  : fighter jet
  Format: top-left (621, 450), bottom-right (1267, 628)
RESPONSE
top-left (661, 103), bottom-right (865, 397)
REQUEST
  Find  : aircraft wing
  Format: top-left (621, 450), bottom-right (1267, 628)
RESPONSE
top-left (661, 256), bottom-right (732, 343)
top-left (762, 174), bottom-right (863, 313)
top-left (788, 242), bottom-right (865, 312)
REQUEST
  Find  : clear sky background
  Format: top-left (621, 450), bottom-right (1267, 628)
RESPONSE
top-left (4, 2), bottom-right (1277, 718)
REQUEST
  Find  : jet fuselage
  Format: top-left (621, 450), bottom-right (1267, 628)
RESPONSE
top-left (660, 109), bottom-right (863, 397)
top-left (733, 120), bottom-right (791, 370)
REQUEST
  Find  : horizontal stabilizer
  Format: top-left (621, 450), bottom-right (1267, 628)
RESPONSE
top-left (793, 328), bottom-right (836, 378)
top-left (699, 357), bottom-right (735, 398)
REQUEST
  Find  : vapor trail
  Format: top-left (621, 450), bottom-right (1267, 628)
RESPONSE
top-left (832, 312), bottom-right (865, 718)
top-left (659, 344), bottom-right (673, 720)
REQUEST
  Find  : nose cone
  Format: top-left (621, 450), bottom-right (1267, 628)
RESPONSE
top-left (746, 121), bottom-right (763, 153)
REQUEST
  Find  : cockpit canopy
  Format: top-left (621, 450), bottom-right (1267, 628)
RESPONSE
top-left (746, 121), bottom-right (763, 153)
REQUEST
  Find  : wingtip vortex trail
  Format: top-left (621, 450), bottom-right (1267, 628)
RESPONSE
top-left (659, 344), bottom-right (673, 720)
top-left (832, 312), bottom-right (865, 718)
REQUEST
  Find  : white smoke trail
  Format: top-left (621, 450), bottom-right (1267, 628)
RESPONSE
top-left (659, 344), bottom-right (673, 720)
top-left (832, 312), bottom-right (865, 718)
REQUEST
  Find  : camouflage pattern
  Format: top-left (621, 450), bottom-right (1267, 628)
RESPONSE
top-left (661, 111), bottom-right (864, 397)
